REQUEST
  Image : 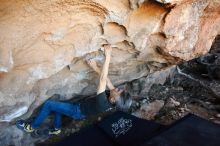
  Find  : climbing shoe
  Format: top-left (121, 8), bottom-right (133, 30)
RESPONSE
top-left (16, 120), bottom-right (35, 133)
top-left (48, 128), bottom-right (61, 135)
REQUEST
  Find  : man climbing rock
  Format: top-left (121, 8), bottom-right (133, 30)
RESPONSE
top-left (16, 45), bottom-right (131, 135)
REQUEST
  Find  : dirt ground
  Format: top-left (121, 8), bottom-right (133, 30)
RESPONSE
top-left (147, 73), bottom-right (220, 125)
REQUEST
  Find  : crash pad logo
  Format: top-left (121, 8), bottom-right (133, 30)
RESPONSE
top-left (111, 117), bottom-right (133, 138)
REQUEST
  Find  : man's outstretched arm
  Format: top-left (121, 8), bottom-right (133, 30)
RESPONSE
top-left (87, 59), bottom-right (115, 90)
top-left (96, 45), bottom-right (112, 95)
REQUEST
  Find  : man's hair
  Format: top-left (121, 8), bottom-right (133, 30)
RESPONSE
top-left (120, 91), bottom-right (132, 110)
top-left (110, 90), bottom-right (132, 111)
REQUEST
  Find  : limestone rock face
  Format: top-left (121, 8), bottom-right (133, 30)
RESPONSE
top-left (0, 0), bottom-right (219, 123)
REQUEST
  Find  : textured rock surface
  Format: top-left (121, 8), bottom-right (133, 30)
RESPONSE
top-left (133, 100), bottom-right (165, 120)
top-left (0, 0), bottom-right (219, 143)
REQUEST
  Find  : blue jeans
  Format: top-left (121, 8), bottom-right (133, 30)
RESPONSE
top-left (31, 100), bottom-right (85, 129)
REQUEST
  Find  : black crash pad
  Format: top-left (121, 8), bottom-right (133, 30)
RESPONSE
top-left (97, 111), bottom-right (163, 146)
top-left (53, 111), bottom-right (163, 146)
top-left (142, 114), bottom-right (220, 146)
top-left (52, 112), bottom-right (220, 146)
top-left (53, 124), bottom-right (114, 146)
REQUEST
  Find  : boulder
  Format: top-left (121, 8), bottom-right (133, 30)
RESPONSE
top-left (0, 0), bottom-right (219, 144)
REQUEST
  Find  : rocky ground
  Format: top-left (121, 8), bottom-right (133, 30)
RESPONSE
top-left (139, 73), bottom-right (220, 125)
top-left (37, 43), bottom-right (220, 145)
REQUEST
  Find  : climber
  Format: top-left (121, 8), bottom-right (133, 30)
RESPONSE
top-left (16, 45), bottom-right (132, 135)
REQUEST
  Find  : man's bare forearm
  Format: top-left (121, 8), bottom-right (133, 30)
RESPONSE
top-left (92, 65), bottom-right (115, 90)
top-left (97, 47), bottom-right (112, 94)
